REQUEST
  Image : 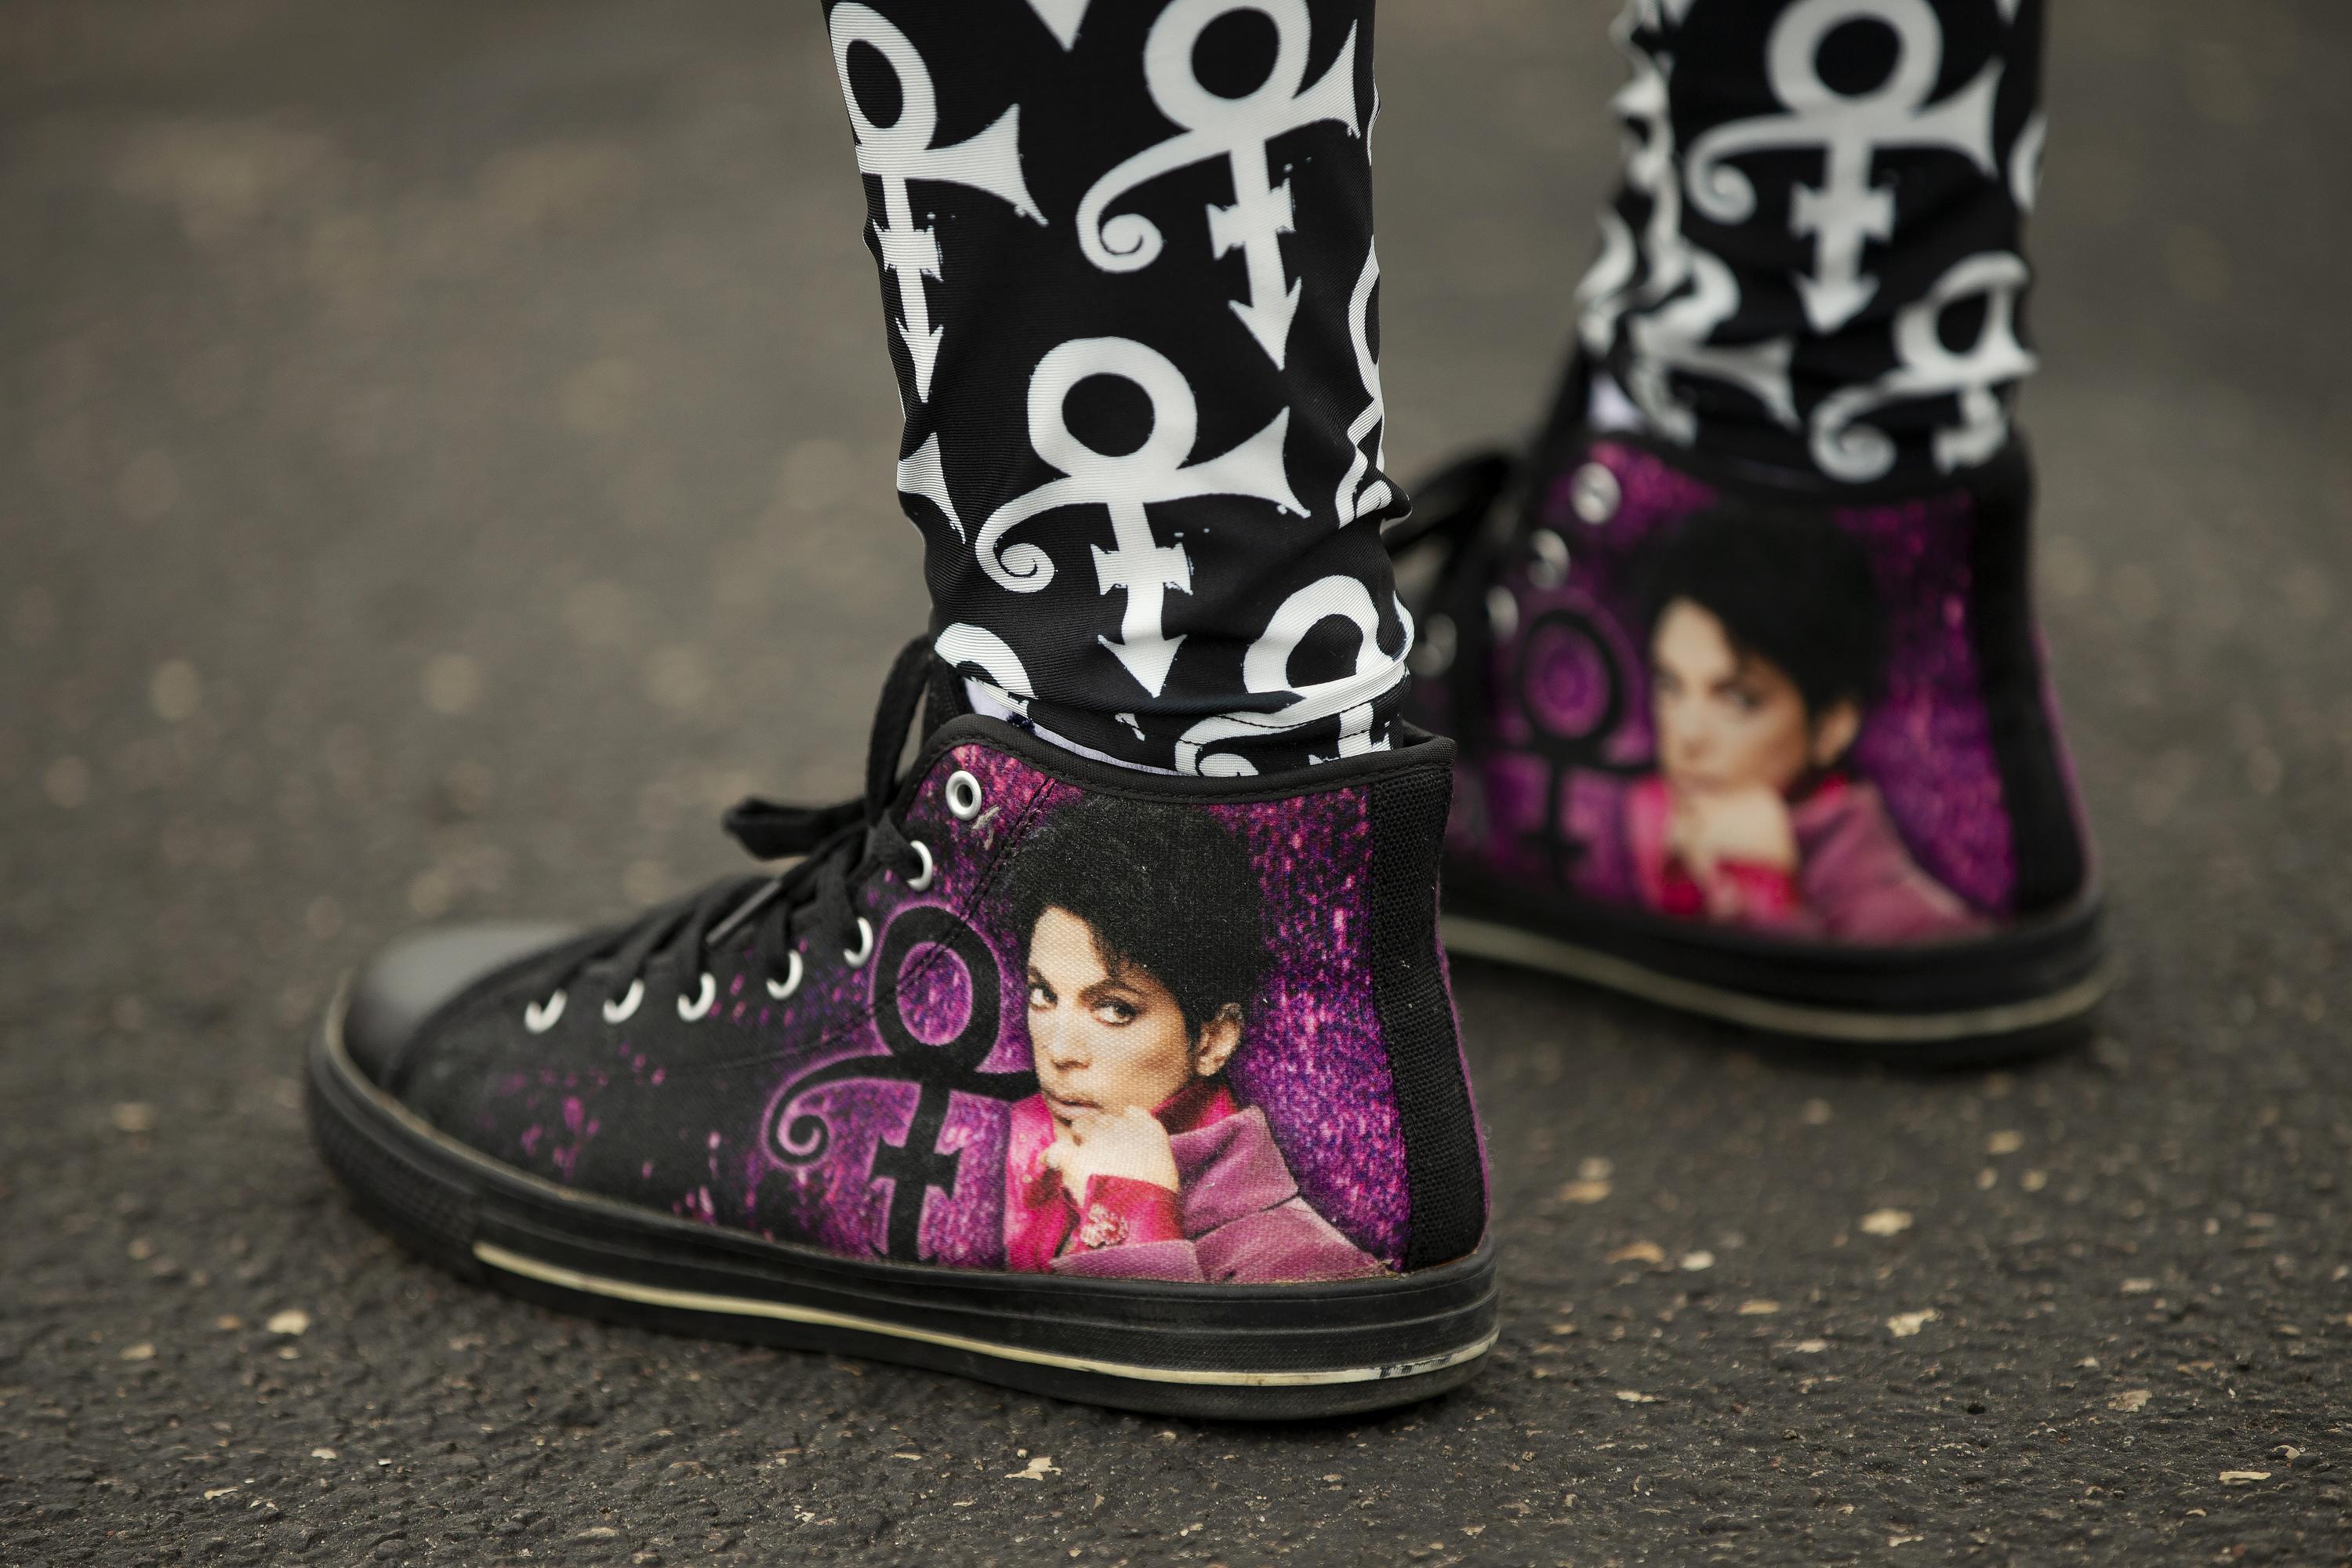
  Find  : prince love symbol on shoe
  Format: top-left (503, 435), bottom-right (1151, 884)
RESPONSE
top-left (1388, 0), bottom-right (2108, 1062)
top-left (309, 640), bottom-right (1495, 1418)
top-left (307, 0), bottom-right (1498, 1422)
top-left (1394, 407), bottom-right (2108, 1061)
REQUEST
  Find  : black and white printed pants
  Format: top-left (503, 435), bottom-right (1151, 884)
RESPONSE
top-left (824, 0), bottom-right (2046, 772)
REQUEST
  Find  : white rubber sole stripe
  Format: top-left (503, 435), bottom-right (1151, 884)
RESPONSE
top-left (474, 1240), bottom-right (1497, 1390)
top-left (1441, 914), bottom-right (2116, 1046)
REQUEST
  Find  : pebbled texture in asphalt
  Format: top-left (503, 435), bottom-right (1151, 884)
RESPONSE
top-left (4, 1), bottom-right (2350, 1563)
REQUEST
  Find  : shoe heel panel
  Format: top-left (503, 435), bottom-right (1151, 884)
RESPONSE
top-left (1970, 448), bottom-right (2095, 914)
top-left (1368, 763), bottom-right (1490, 1271)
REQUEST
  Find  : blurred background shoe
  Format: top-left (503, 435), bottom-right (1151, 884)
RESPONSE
top-left (1390, 368), bottom-right (2111, 1062)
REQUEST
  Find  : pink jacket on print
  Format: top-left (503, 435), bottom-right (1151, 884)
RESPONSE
top-left (1001, 1086), bottom-right (1388, 1284)
top-left (1623, 774), bottom-right (1986, 943)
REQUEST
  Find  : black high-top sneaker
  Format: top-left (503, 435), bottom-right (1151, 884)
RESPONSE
top-left (1390, 375), bottom-right (2109, 1062)
top-left (307, 638), bottom-right (1494, 1417)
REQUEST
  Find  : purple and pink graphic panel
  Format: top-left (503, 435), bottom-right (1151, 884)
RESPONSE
top-left (481, 744), bottom-right (1412, 1273)
top-left (1461, 440), bottom-right (2016, 920)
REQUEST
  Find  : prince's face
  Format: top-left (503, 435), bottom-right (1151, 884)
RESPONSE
top-left (1651, 600), bottom-right (1851, 796)
top-left (1024, 907), bottom-right (1198, 1129)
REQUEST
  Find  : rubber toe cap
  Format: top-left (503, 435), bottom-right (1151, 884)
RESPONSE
top-left (341, 922), bottom-right (574, 1088)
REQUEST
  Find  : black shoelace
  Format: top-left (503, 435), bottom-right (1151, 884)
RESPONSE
top-left (1382, 449), bottom-right (1519, 743)
top-left (530, 636), bottom-right (941, 1029)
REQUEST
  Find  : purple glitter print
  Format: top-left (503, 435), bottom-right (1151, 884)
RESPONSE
top-left (478, 740), bottom-right (1414, 1275)
top-left (1457, 440), bottom-right (2015, 925)
top-left (1212, 789), bottom-right (1405, 1262)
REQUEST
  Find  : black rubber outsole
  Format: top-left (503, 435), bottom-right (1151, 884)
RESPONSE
top-left (1442, 872), bottom-right (2112, 1067)
top-left (306, 989), bottom-right (1500, 1421)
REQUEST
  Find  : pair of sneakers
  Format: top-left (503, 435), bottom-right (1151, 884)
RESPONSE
top-left (309, 387), bottom-right (2108, 1419)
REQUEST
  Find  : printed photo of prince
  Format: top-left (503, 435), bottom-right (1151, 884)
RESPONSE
top-left (1614, 506), bottom-right (1985, 942)
top-left (996, 794), bottom-right (1386, 1283)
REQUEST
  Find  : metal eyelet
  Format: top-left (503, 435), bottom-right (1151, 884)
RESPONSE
top-left (843, 916), bottom-right (875, 969)
top-left (1527, 528), bottom-right (1570, 590)
top-left (766, 949), bottom-right (804, 1001)
top-left (601, 978), bottom-right (644, 1024)
top-left (1569, 461), bottom-right (1621, 526)
top-left (523, 991), bottom-right (566, 1033)
top-left (1407, 613), bottom-right (1457, 678)
top-left (1486, 584), bottom-right (1520, 641)
top-left (906, 839), bottom-right (935, 891)
top-left (677, 972), bottom-right (717, 1022)
top-left (943, 770), bottom-right (984, 820)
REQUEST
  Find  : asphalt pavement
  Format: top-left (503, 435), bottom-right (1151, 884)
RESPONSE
top-left (5, 0), bottom-right (2350, 1563)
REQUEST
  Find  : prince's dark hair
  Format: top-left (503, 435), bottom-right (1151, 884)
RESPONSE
top-left (1002, 794), bottom-right (1270, 1039)
top-left (1639, 505), bottom-right (1889, 720)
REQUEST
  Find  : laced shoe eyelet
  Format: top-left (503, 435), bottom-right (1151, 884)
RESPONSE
top-left (1527, 528), bottom-right (1570, 590)
top-left (677, 972), bottom-right (718, 1022)
top-left (523, 990), bottom-right (566, 1033)
top-left (602, 978), bottom-right (645, 1025)
top-left (1486, 584), bottom-right (1519, 640)
top-left (1570, 461), bottom-right (1621, 525)
top-left (766, 949), bottom-right (804, 1001)
top-left (843, 916), bottom-right (876, 969)
top-left (944, 770), bottom-right (984, 820)
top-left (1409, 613), bottom-right (1457, 677)
top-left (906, 839), bottom-right (935, 891)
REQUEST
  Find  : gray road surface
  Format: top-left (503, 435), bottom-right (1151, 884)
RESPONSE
top-left (5, 1), bottom-right (2350, 1563)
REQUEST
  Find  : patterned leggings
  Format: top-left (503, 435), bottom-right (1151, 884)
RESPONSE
top-left (825, 0), bottom-right (2045, 771)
